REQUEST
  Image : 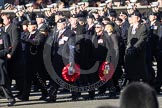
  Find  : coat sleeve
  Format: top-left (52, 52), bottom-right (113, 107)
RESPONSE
top-left (10, 25), bottom-right (20, 56)
top-left (0, 33), bottom-right (11, 58)
top-left (134, 25), bottom-right (148, 51)
top-left (26, 34), bottom-right (45, 46)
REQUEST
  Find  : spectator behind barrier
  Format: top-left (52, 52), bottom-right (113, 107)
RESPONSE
top-left (120, 82), bottom-right (159, 108)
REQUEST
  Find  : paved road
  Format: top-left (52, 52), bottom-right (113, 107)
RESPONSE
top-left (1, 90), bottom-right (162, 108)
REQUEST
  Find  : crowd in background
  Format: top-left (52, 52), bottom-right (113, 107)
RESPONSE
top-left (0, 0), bottom-right (160, 10)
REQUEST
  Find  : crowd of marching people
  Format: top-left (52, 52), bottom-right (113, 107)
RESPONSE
top-left (0, 0), bottom-right (162, 106)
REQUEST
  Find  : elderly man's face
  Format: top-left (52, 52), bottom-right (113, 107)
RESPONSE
top-left (57, 22), bottom-right (66, 30)
top-left (119, 14), bottom-right (127, 20)
top-left (95, 25), bottom-right (103, 33)
top-left (28, 25), bottom-right (37, 32)
top-left (149, 15), bottom-right (156, 22)
top-left (131, 15), bottom-right (140, 24)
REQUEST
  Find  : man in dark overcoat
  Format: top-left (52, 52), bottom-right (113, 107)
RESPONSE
top-left (125, 11), bottom-right (149, 82)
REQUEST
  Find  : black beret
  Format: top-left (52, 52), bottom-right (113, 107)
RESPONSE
top-left (132, 11), bottom-right (141, 18)
top-left (87, 14), bottom-right (94, 19)
top-left (128, 14), bottom-right (132, 17)
top-left (109, 11), bottom-right (117, 17)
top-left (39, 27), bottom-right (48, 32)
top-left (120, 11), bottom-right (128, 16)
top-left (148, 12), bottom-right (157, 16)
top-left (70, 14), bottom-right (78, 18)
top-left (57, 18), bottom-right (66, 23)
top-left (28, 20), bottom-right (37, 25)
top-left (95, 21), bottom-right (104, 27)
top-left (107, 21), bottom-right (115, 27)
top-left (36, 13), bottom-right (45, 18)
top-left (102, 17), bottom-right (110, 21)
top-left (22, 20), bottom-right (29, 25)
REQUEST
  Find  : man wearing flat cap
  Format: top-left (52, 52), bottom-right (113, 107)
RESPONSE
top-left (1, 14), bottom-right (21, 96)
top-left (125, 11), bottom-right (149, 83)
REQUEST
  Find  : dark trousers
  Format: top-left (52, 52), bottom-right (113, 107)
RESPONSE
top-left (0, 85), bottom-right (14, 101)
top-left (48, 80), bottom-right (59, 99)
top-left (155, 53), bottom-right (162, 91)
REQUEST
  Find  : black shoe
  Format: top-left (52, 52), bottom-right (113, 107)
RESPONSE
top-left (109, 92), bottom-right (117, 99)
top-left (155, 89), bottom-right (161, 94)
top-left (98, 90), bottom-right (106, 95)
top-left (84, 96), bottom-right (94, 100)
top-left (72, 97), bottom-right (79, 101)
top-left (17, 96), bottom-right (29, 101)
top-left (44, 96), bottom-right (56, 103)
top-left (8, 99), bottom-right (16, 106)
top-left (39, 95), bottom-right (47, 100)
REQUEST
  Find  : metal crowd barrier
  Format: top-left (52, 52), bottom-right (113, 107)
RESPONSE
top-left (1, 6), bottom-right (162, 16)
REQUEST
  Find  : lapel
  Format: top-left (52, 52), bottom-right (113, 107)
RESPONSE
top-left (128, 26), bottom-right (133, 36)
top-left (134, 24), bottom-right (142, 36)
top-left (129, 23), bottom-right (142, 36)
top-left (2, 27), bottom-right (5, 32)
top-left (57, 29), bottom-right (66, 41)
top-left (6, 24), bottom-right (12, 32)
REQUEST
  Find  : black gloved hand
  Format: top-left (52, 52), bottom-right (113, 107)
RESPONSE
top-left (126, 47), bottom-right (137, 56)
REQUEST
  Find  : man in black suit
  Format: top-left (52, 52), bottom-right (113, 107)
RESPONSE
top-left (21, 20), bottom-right (48, 101)
top-left (1, 14), bottom-right (21, 94)
top-left (0, 17), bottom-right (16, 106)
top-left (45, 18), bottom-right (75, 102)
top-left (2, 14), bottom-right (19, 60)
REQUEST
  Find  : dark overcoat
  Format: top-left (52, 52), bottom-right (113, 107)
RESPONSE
top-left (125, 24), bottom-right (149, 81)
